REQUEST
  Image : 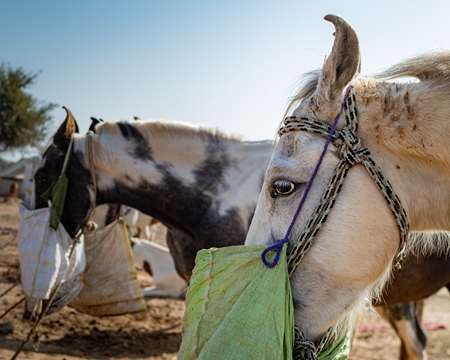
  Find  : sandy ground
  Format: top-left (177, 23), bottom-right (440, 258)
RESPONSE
top-left (1, 200), bottom-right (449, 359)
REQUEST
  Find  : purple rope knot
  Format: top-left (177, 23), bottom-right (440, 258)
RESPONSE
top-left (261, 238), bottom-right (289, 268)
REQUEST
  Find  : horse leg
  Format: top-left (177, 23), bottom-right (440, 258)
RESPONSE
top-left (378, 302), bottom-right (427, 360)
top-left (415, 300), bottom-right (425, 322)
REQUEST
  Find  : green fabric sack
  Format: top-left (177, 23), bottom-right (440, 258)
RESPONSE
top-left (318, 332), bottom-right (351, 360)
top-left (40, 174), bottom-right (68, 230)
top-left (40, 136), bottom-right (73, 230)
top-left (179, 245), bottom-right (294, 360)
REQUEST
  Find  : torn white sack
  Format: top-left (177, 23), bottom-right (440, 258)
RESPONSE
top-left (18, 202), bottom-right (85, 315)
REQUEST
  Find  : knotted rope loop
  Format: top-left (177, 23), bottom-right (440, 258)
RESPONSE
top-left (293, 325), bottom-right (329, 360)
top-left (261, 238), bottom-right (289, 268)
top-left (336, 127), bottom-right (371, 166)
top-left (294, 339), bottom-right (317, 360)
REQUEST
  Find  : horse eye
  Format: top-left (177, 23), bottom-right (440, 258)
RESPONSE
top-left (272, 180), bottom-right (295, 196)
top-left (35, 177), bottom-right (47, 187)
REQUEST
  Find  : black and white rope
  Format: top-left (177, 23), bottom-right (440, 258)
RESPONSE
top-left (280, 92), bottom-right (409, 275)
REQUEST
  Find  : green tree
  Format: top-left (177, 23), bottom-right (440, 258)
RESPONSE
top-left (0, 63), bottom-right (57, 151)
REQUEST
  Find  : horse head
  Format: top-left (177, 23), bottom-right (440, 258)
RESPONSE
top-left (246, 14), bottom-right (415, 341)
top-left (34, 108), bottom-right (94, 237)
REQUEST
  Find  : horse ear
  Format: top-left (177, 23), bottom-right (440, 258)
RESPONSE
top-left (89, 117), bottom-right (101, 132)
top-left (317, 15), bottom-right (360, 101)
top-left (53, 107), bottom-right (79, 151)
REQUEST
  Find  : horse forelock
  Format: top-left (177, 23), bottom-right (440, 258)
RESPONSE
top-left (285, 70), bottom-right (321, 118)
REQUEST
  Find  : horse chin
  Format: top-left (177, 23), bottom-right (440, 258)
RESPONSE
top-left (290, 268), bottom-right (368, 341)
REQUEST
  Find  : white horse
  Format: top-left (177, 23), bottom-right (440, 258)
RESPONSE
top-left (245, 13), bottom-right (450, 349)
top-left (131, 237), bottom-right (187, 298)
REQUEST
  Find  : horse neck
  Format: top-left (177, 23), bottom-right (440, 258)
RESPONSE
top-left (208, 140), bottom-right (273, 225)
top-left (82, 128), bottom-right (271, 235)
top-left (354, 79), bottom-right (450, 232)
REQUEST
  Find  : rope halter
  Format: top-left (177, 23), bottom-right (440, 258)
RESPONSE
top-left (281, 88), bottom-right (409, 274)
top-left (262, 86), bottom-right (410, 359)
top-left (81, 131), bottom-right (99, 234)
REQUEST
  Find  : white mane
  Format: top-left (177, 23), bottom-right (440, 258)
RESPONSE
top-left (95, 119), bottom-right (243, 144)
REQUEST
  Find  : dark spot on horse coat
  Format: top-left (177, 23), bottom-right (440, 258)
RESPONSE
top-left (124, 174), bottom-right (132, 182)
top-left (192, 134), bottom-right (232, 194)
top-left (117, 122), bottom-right (153, 160)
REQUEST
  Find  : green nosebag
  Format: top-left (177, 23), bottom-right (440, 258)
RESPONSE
top-left (178, 245), bottom-right (294, 359)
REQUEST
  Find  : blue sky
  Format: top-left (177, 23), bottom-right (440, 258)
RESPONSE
top-left (2, 1), bottom-right (450, 160)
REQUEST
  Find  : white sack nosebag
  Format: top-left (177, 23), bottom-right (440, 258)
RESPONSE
top-left (18, 203), bottom-right (146, 318)
top-left (18, 202), bottom-right (85, 318)
top-left (18, 133), bottom-right (145, 319)
top-left (18, 135), bottom-right (85, 319)
top-left (70, 219), bottom-right (147, 316)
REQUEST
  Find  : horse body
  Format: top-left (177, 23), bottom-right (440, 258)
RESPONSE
top-left (375, 253), bottom-right (450, 360)
top-left (355, 79), bottom-right (450, 233)
top-left (245, 14), bottom-right (450, 343)
top-left (378, 251), bottom-right (450, 305)
top-left (94, 124), bottom-right (268, 249)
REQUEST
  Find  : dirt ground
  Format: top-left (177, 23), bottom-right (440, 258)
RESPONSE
top-left (1, 200), bottom-right (450, 359)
